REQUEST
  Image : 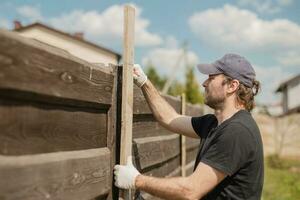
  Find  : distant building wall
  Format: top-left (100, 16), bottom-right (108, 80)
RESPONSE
top-left (254, 113), bottom-right (300, 158)
top-left (287, 80), bottom-right (300, 111)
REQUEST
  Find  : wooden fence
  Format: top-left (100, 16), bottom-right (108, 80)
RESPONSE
top-left (0, 29), bottom-right (203, 200)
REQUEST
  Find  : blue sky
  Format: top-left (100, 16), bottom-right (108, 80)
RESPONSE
top-left (0, 0), bottom-right (299, 105)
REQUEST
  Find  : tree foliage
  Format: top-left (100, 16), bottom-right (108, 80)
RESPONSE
top-left (145, 63), bottom-right (204, 104)
top-left (185, 67), bottom-right (204, 104)
top-left (145, 62), bottom-right (166, 90)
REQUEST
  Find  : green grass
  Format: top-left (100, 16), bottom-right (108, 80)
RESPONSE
top-left (263, 156), bottom-right (300, 200)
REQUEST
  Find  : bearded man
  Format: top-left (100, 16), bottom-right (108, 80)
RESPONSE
top-left (114, 53), bottom-right (264, 200)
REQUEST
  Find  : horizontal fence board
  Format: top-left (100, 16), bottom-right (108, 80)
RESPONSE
top-left (133, 87), bottom-right (181, 114)
top-left (140, 192), bottom-right (163, 200)
top-left (0, 148), bottom-right (111, 200)
top-left (140, 163), bottom-right (181, 200)
top-left (0, 97), bottom-right (107, 155)
top-left (164, 95), bottom-right (182, 114)
top-left (133, 121), bottom-right (174, 138)
top-left (186, 161), bottom-right (195, 176)
top-left (166, 166), bottom-right (181, 177)
top-left (143, 156), bottom-right (180, 177)
top-left (186, 137), bottom-right (200, 150)
top-left (186, 147), bottom-right (199, 164)
top-left (0, 29), bottom-right (114, 106)
top-left (185, 104), bottom-right (203, 117)
top-left (134, 134), bottom-right (180, 170)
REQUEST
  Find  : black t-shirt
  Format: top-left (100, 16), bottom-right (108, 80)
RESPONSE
top-left (191, 110), bottom-right (264, 200)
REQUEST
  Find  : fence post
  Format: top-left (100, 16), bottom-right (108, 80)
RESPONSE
top-left (119, 5), bottom-right (135, 200)
top-left (181, 93), bottom-right (186, 177)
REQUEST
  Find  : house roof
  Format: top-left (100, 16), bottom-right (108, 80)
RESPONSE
top-left (276, 74), bottom-right (300, 92)
top-left (15, 22), bottom-right (121, 61)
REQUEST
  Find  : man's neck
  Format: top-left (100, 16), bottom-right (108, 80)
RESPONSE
top-left (214, 103), bottom-right (245, 125)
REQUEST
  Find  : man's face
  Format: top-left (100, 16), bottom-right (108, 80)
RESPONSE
top-left (202, 74), bottom-right (227, 109)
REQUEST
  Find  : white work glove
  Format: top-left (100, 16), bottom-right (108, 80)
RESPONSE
top-left (114, 156), bottom-right (141, 189)
top-left (133, 64), bottom-right (147, 87)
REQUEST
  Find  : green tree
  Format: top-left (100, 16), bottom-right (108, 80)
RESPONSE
top-left (145, 62), bottom-right (166, 90)
top-left (185, 67), bottom-right (204, 104)
top-left (168, 80), bottom-right (185, 97)
top-left (145, 61), bottom-right (204, 105)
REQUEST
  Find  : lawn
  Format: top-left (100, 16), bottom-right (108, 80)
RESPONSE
top-left (263, 155), bottom-right (300, 200)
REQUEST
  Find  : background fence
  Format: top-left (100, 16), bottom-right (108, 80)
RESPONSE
top-left (0, 29), bottom-right (203, 200)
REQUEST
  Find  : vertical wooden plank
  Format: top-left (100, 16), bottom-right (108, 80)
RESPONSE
top-left (120, 5), bottom-right (135, 200)
top-left (121, 4), bottom-right (135, 165)
top-left (181, 93), bottom-right (187, 177)
top-left (113, 65), bottom-right (123, 200)
top-left (107, 64), bottom-right (118, 200)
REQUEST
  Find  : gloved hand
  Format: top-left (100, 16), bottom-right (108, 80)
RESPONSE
top-left (133, 64), bottom-right (147, 87)
top-left (114, 156), bottom-right (141, 189)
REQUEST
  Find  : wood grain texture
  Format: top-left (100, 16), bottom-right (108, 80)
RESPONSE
top-left (167, 166), bottom-right (181, 177)
top-left (140, 192), bottom-right (163, 200)
top-left (186, 137), bottom-right (200, 150)
top-left (120, 5), bottom-right (135, 166)
top-left (186, 161), bottom-right (195, 176)
top-left (106, 65), bottom-right (118, 200)
top-left (0, 148), bottom-right (111, 200)
top-left (133, 121), bottom-right (174, 138)
top-left (181, 94), bottom-right (186, 177)
top-left (142, 156), bottom-right (181, 177)
top-left (120, 5), bottom-right (135, 200)
top-left (185, 104), bottom-right (203, 117)
top-left (133, 87), bottom-right (181, 114)
top-left (186, 147), bottom-right (199, 164)
top-left (0, 29), bottom-right (114, 106)
top-left (0, 97), bottom-right (107, 155)
top-left (133, 134), bottom-right (180, 170)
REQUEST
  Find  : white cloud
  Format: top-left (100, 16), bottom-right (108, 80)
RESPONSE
top-left (142, 36), bottom-right (199, 81)
top-left (254, 65), bottom-right (292, 103)
top-left (48, 4), bottom-right (162, 47)
top-left (164, 35), bottom-right (179, 48)
top-left (16, 5), bottom-right (43, 21)
top-left (237, 0), bottom-right (293, 14)
top-left (188, 4), bottom-right (300, 104)
top-left (188, 4), bottom-right (300, 53)
top-left (277, 51), bottom-right (300, 67)
top-left (189, 5), bottom-right (300, 50)
top-left (277, 0), bottom-right (294, 6)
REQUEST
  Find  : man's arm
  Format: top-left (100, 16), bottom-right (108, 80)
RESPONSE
top-left (141, 80), bottom-right (198, 138)
top-left (133, 64), bottom-right (198, 138)
top-left (135, 162), bottom-right (226, 200)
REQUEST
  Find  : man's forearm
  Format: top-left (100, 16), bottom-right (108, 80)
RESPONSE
top-left (135, 175), bottom-right (196, 200)
top-left (141, 80), bottom-right (179, 126)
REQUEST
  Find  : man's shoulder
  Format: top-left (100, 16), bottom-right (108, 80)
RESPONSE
top-left (228, 111), bottom-right (259, 132)
top-left (218, 115), bottom-right (261, 150)
top-left (219, 121), bottom-right (253, 138)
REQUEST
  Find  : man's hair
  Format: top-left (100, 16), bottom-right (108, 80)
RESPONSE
top-left (223, 75), bottom-right (261, 111)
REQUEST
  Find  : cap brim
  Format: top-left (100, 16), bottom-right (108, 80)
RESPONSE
top-left (196, 63), bottom-right (222, 75)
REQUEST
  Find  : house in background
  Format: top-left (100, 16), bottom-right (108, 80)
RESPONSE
top-left (13, 21), bottom-right (121, 65)
top-left (276, 74), bottom-right (300, 115)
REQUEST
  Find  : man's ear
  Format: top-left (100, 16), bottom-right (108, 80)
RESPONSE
top-left (227, 79), bottom-right (240, 94)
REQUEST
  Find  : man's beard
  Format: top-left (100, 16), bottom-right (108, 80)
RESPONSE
top-left (204, 90), bottom-right (225, 110)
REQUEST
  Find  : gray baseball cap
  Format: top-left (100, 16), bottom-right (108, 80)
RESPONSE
top-left (197, 53), bottom-right (256, 87)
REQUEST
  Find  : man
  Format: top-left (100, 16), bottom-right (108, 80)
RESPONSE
top-left (114, 53), bottom-right (264, 200)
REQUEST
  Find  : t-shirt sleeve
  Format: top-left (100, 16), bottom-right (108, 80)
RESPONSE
top-left (191, 114), bottom-right (218, 138)
top-left (201, 123), bottom-right (255, 176)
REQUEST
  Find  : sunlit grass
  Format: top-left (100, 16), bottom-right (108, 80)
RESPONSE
top-left (263, 156), bottom-right (300, 200)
